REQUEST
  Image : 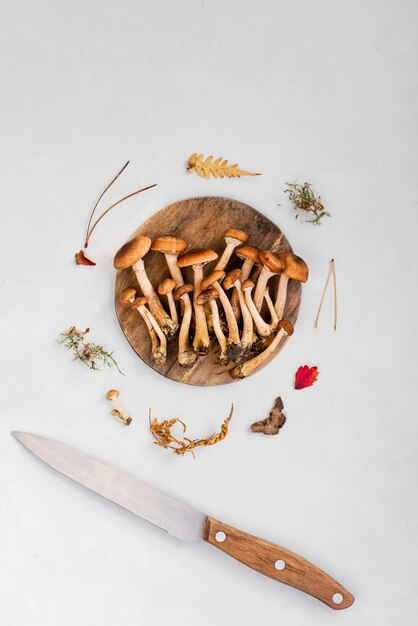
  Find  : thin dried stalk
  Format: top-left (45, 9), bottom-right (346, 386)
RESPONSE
top-left (314, 259), bottom-right (337, 330)
top-left (148, 405), bottom-right (233, 457)
top-left (331, 259), bottom-right (337, 330)
top-left (85, 161), bottom-right (130, 247)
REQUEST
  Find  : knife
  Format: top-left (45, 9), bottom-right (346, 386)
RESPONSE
top-left (12, 431), bottom-right (354, 609)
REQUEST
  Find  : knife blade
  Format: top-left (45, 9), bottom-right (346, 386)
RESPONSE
top-left (13, 431), bottom-right (354, 609)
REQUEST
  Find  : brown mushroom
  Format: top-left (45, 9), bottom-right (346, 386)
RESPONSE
top-left (200, 269), bottom-right (241, 359)
top-left (196, 288), bottom-right (227, 364)
top-left (274, 252), bottom-right (309, 319)
top-left (131, 296), bottom-right (167, 365)
top-left (253, 251), bottom-right (285, 312)
top-left (177, 249), bottom-right (218, 355)
top-left (158, 278), bottom-right (178, 325)
top-left (230, 320), bottom-right (294, 379)
top-left (119, 289), bottom-right (162, 363)
top-left (230, 245), bottom-right (261, 320)
top-left (173, 284), bottom-right (197, 367)
top-left (114, 236), bottom-right (178, 337)
top-left (223, 269), bottom-right (253, 355)
top-left (214, 228), bottom-right (248, 271)
top-left (242, 280), bottom-right (275, 337)
top-left (106, 389), bottom-right (132, 425)
top-left (151, 236), bottom-right (187, 287)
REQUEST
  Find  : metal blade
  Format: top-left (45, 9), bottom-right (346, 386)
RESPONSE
top-left (12, 432), bottom-right (206, 542)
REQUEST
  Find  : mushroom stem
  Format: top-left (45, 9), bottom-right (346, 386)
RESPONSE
top-left (166, 291), bottom-right (178, 325)
top-left (230, 321), bottom-right (294, 379)
top-left (209, 300), bottom-right (228, 363)
top-left (165, 254), bottom-right (186, 288)
top-left (243, 285), bottom-right (275, 337)
top-left (213, 281), bottom-right (241, 347)
top-left (215, 242), bottom-right (238, 271)
top-left (264, 289), bottom-right (279, 327)
top-left (274, 274), bottom-right (290, 319)
top-left (136, 307), bottom-right (166, 365)
top-left (140, 306), bottom-right (167, 365)
top-left (231, 257), bottom-right (256, 320)
top-left (232, 280), bottom-right (253, 350)
top-left (175, 288), bottom-right (197, 367)
top-left (132, 259), bottom-right (178, 337)
top-left (192, 264), bottom-right (210, 355)
top-left (253, 266), bottom-right (273, 311)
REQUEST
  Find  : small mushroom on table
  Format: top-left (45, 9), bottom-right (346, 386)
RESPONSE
top-left (177, 248), bottom-right (218, 355)
top-left (223, 268), bottom-right (253, 356)
top-left (106, 389), bottom-right (132, 425)
top-left (214, 228), bottom-right (248, 271)
top-left (230, 320), bottom-right (294, 379)
top-left (274, 252), bottom-right (309, 319)
top-left (253, 251), bottom-right (285, 312)
top-left (230, 245), bottom-right (261, 320)
top-left (197, 288), bottom-right (228, 364)
top-left (173, 284), bottom-right (197, 367)
top-left (200, 269), bottom-right (241, 360)
top-left (158, 278), bottom-right (178, 325)
top-left (114, 236), bottom-right (178, 337)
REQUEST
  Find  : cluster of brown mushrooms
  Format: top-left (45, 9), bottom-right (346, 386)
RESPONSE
top-left (114, 229), bottom-right (308, 378)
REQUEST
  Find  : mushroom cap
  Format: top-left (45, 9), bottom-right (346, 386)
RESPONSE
top-left (151, 236), bottom-right (187, 255)
top-left (196, 288), bottom-right (219, 305)
top-left (114, 236), bottom-right (151, 269)
top-left (223, 268), bottom-right (241, 290)
top-left (235, 245), bottom-right (260, 263)
top-left (106, 389), bottom-right (119, 400)
top-left (259, 250), bottom-right (285, 274)
top-left (224, 228), bottom-right (248, 243)
top-left (279, 319), bottom-right (294, 336)
top-left (281, 252), bottom-right (309, 283)
top-left (177, 248), bottom-right (218, 268)
top-left (242, 279), bottom-right (255, 290)
top-left (173, 284), bottom-right (194, 300)
top-left (119, 288), bottom-right (136, 303)
top-left (131, 296), bottom-right (148, 308)
top-left (200, 270), bottom-right (226, 290)
top-left (158, 278), bottom-right (176, 295)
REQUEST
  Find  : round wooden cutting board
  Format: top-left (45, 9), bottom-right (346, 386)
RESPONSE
top-left (114, 196), bottom-right (301, 386)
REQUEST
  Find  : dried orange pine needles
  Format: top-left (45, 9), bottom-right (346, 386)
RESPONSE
top-left (149, 404), bottom-right (233, 457)
top-left (187, 153), bottom-right (261, 179)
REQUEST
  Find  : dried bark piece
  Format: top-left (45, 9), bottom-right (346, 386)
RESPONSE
top-left (251, 397), bottom-right (286, 435)
top-left (187, 153), bottom-right (261, 179)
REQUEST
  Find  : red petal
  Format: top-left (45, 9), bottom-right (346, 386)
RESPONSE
top-left (75, 250), bottom-right (96, 266)
top-left (294, 365), bottom-right (319, 390)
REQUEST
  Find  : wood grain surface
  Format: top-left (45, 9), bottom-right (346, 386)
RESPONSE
top-left (114, 196), bottom-right (301, 386)
top-left (205, 517), bottom-right (354, 609)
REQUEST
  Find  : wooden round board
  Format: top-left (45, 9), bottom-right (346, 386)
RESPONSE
top-left (115, 196), bottom-right (301, 386)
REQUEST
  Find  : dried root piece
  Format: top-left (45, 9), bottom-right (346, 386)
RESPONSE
top-left (106, 389), bottom-right (132, 425)
top-left (187, 153), bottom-right (261, 179)
top-left (251, 397), bottom-right (286, 435)
top-left (149, 404), bottom-right (233, 457)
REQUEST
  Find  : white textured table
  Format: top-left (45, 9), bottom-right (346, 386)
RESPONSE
top-left (0, 1), bottom-right (417, 624)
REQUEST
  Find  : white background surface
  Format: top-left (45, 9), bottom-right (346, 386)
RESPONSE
top-left (1, 0), bottom-right (417, 624)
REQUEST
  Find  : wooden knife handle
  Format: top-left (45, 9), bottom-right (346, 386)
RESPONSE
top-left (204, 517), bottom-right (354, 609)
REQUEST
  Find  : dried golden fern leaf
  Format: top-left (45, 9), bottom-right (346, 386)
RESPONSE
top-left (187, 153), bottom-right (261, 179)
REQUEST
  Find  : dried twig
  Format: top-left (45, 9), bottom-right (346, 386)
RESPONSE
top-left (331, 259), bottom-right (337, 330)
top-left (148, 405), bottom-right (233, 457)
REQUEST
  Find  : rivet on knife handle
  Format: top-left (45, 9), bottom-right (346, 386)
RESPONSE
top-left (204, 517), bottom-right (354, 609)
